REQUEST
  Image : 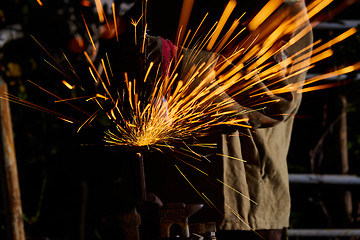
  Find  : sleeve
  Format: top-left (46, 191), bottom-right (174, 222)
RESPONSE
top-left (220, 0), bottom-right (313, 129)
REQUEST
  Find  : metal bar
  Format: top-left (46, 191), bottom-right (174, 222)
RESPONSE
top-left (289, 174), bottom-right (360, 185)
top-left (306, 73), bottom-right (360, 81)
top-left (315, 20), bottom-right (360, 30)
top-left (288, 229), bottom-right (360, 237)
top-left (137, 152), bottom-right (147, 202)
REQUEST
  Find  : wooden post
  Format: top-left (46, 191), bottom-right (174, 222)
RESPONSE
top-left (339, 94), bottom-right (353, 224)
top-left (340, 95), bottom-right (349, 175)
top-left (0, 77), bottom-right (25, 240)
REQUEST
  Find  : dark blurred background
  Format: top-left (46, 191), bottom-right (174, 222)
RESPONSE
top-left (0, 0), bottom-right (360, 239)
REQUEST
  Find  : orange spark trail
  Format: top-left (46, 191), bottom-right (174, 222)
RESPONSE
top-left (215, 153), bottom-right (246, 162)
top-left (130, 12), bottom-right (144, 45)
top-left (84, 52), bottom-right (103, 85)
top-left (1, 92), bottom-right (80, 124)
top-left (225, 203), bottom-right (258, 233)
top-left (62, 80), bottom-right (75, 90)
top-left (81, 13), bottom-right (97, 54)
top-left (299, 82), bottom-right (345, 93)
top-left (43, 59), bottom-right (72, 81)
top-left (88, 67), bottom-right (98, 83)
top-left (175, 165), bottom-right (213, 207)
top-left (302, 62), bottom-right (360, 88)
top-left (105, 53), bottom-right (114, 77)
top-left (95, 0), bottom-right (105, 23)
top-left (207, 0), bottom-right (237, 51)
top-left (248, 0), bottom-right (284, 31)
top-left (214, 17), bottom-right (242, 53)
top-left (312, 28), bottom-right (357, 55)
top-left (31, 36), bottom-right (72, 80)
top-left (143, 62), bottom-right (154, 83)
top-left (54, 95), bottom-right (95, 103)
top-left (77, 110), bottom-right (99, 133)
top-left (185, 13), bottom-right (208, 49)
top-left (101, 59), bottom-right (111, 85)
top-left (112, 3), bottom-right (119, 41)
top-left (142, 23), bottom-right (148, 53)
top-left (177, 0), bottom-right (195, 46)
top-left (28, 80), bottom-right (90, 117)
top-left (61, 51), bottom-right (83, 85)
top-left (307, 0), bottom-right (333, 19)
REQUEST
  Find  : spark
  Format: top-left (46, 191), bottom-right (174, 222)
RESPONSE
top-left (130, 13), bottom-right (144, 45)
top-left (95, 0), bottom-right (105, 23)
top-left (81, 13), bottom-right (97, 54)
top-left (214, 17), bottom-right (243, 53)
top-left (112, 3), bottom-right (119, 41)
top-left (307, 0), bottom-right (333, 19)
top-left (143, 62), bottom-right (154, 83)
top-left (183, 142), bottom-right (208, 161)
top-left (105, 53), bottom-right (114, 77)
top-left (77, 110), bottom-right (99, 133)
top-left (95, 93), bottom-right (109, 101)
top-left (61, 51), bottom-right (83, 86)
top-left (172, 153), bottom-right (208, 174)
top-left (217, 179), bottom-right (257, 205)
top-left (1, 92), bottom-right (80, 124)
top-left (311, 28), bottom-right (357, 55)
top-left (185, 13), bottom-right (209, 49)
top-left (175, 165), bottom-right (213, 207)
top-left (177, 0), bottom-right (195, 46)
top-left (36, 0), bottom-right (43, 6)
top-left (88, 67), bottom-right (98, 83)
top-left (31, 36), bottom-right (73, 81)
top-left (142, 23), bottom-right (148, 53)
top-left (142, 0), bottom-right (148, 31)
top-left (84, 52), bottom-right (115, 104)
top-left (216, 153), bottom-right (246, 162)
top-left (248, 0), bottom-right (284, 31)
top-left (84, 52), bottom-right (101, 80)
top-left (299, 82), bottom-right (345, 93)
top-left (58, 118), bottom-right (74, 124)
top-left (44, 59), bottom-right (72, 80)
top-left (301, 62), bottom-right (360, 90)
top-left (225, 203), bottom-right (259, 233)
top-left (27, 80), bottom-right (90, 117)
top-left (206, 0), bottom-right (237, 51)
top-left (54, 95), bottom-right (94, 103)
top-left (101, 59), bottom-right (111, 85)
top-left (62, 80), bottom-right (75, 90)
top-left (201, 193), bottom-right (218, 211)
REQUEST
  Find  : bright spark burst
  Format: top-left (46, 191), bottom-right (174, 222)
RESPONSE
top-left (101, 0), bottom-right (359, 150)
top-left (5, 0), bottom-right (358, 152)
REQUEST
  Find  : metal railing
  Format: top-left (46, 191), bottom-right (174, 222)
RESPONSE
top-left (289, 174), bottom-right (360, 185)
top-left (288, 173), bottom-right (360, 237)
